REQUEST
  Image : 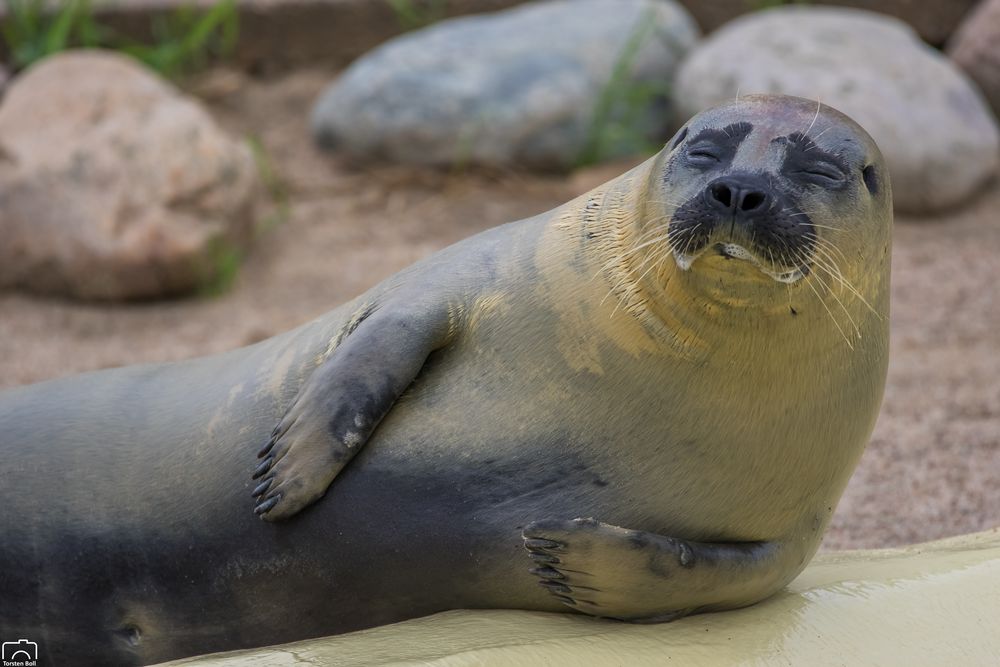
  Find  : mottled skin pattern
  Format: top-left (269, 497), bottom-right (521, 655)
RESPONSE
top-left (0, 96), bottom-right (891, 666)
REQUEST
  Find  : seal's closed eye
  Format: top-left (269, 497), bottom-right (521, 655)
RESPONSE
top-left (779, 132), bottom-right (850, 190)
top-left (681, 122), bottom-right (754, 168)
top-left (794, 163), bottom-right (847, 186)
top-left (686, 146), bottom-right (722, 165)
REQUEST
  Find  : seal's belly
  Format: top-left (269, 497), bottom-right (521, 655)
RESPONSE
top-left (336, 320), bottom-right (871, 562)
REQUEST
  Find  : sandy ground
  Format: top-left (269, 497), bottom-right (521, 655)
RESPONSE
top-left (0, 69), bottom-right (997, 550)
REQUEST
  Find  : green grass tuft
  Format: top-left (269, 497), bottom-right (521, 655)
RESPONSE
top-left (386, 0), bottom-right (447, 31)
top-left (576, 7), bottom-right (671, 168)
top-left (199, 240), bottom-right (243, 297)
top-left (247, 136), bottom-right (291, 234)
top-left (2, 0), bottom-right (104, 69)
top-left (1, 0), bottom-right (239, 78)
top-left (123, 0), bottom-right (238, 79)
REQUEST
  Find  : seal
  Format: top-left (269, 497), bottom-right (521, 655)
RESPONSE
top-left (0, 95), bottom-right (891, 666)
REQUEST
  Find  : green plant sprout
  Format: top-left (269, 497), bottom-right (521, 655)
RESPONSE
top-left (199, 239), bottom-right (244, 297)
top-left (577, 8), bottom-right (671, 167)
top-left (122, 0), bottom-right (238, 79)
top-left (1, 0), bottom-right (239, 78)
top-left (247, 136), bottom-right (291, 234)
top-left (386, 0), bottom-right (447, 31)
top-left (2, 0), bottom-right (104, 69)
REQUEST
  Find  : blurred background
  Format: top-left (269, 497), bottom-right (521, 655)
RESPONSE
top-left (0, 0), bottom-right (997, 551)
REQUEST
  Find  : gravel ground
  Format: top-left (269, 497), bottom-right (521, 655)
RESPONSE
top-left (0, 68), bottom-right (997, 549)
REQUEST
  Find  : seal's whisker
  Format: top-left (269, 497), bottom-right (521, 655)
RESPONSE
top-left (807, 223), bottom-right (848, 232)
top-left (605, 231), bottom-right (679, 316)
top-left (628, 232), bottom-right (673, 256)
top-left (804, 232), bottom-right (851, 264)
top-left (806, 257), bottom-right (861, 338)
top-left (622, 228), bottom-right (677, 268)
top-left (797, 245), bottom-right (862, 330)
top-left (809, 126), bottom-right (832, 143)
top-left (807, 244), bottom-right (848, 285)
top-left (813, 245), bottom-right (853, 286)
top-left (601, 237), bottom-right (668, 308)
top-left (610, 237), bottom-right (672, 292)
top-left (593, 250), bottom-right (637, 282)
top-left (803, 233), bottom-right (853, 277)
top-left (804, 223), bottom-right (863, 244)
top-left (797, 253), bottom-right (855, 350)
top-left (670, 223), bottom-right (703, 260)
top-left (596, 225), bottom-right (666, 273)
top-left (629, 223), bottom-right (673, 246)
top-left (592, 258), bottom-right (617, 281)
top-left (641, 213), bottom-right (678, 225)
top-left (631, 219), bottom-right (673, 238)
top-left (680, 226), bottom-right (701, 256)
top-left (804, 98), bottom-right (822, 137)
top-left (807, 249), bottom-right (881, 319)
top-left (808, 239), bottom-right (856, 279)
top-left (806, 236), bottom-right (847, 278)
top-left (611, 245), bottom-right (670, 317)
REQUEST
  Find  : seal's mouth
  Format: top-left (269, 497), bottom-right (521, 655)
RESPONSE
top-left (663, 168), bottom-right (822, 286)
top-left (674, 242), bottom-right (811, 284)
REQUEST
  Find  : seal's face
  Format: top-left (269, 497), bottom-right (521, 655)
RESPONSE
top-left (654, 95), bottom-right (889, 289)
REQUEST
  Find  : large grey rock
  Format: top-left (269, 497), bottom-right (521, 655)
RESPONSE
top-left (949, 0), bottom-right (1000, 118)
top-left (672, 0), bottom-right (979, 48)
top-left (0, 50), bottom-right (258, 300)
top-left (312, 0), bottom-right (699, 169)
top-left (675, 7), bottom-right (1000, 215)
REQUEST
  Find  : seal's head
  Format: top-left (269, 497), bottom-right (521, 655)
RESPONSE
top-left (648, 94), bottom-right (891, 296)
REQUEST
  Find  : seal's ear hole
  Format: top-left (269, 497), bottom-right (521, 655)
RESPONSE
top-left (862, 165), bottom-right (879, 195)
top-left (670, 126), bottom-right (688, 150)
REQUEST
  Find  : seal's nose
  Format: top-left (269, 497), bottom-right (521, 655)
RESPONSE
top-left (704, 176), bottom-right (770, 219)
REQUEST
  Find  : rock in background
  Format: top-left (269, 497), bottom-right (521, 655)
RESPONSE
top-left (949, 0), bottom-right (1000, 118)
top-left (0, 50), bottom-right (258, 300)
top-left (674, 0), bottom-right (979, 47)
top-left (674, 7), bottom-right (1000, 216)
top-left (311, 0), bottom-right (699, 170)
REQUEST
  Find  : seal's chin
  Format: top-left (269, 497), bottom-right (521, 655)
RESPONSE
top-left (674, 243), bottom-right (810, 284)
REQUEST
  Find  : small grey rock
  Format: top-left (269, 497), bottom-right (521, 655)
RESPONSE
top-left (0, 50), bottom-right (258, 300)
top-left (312, 0), bottom-right (699, 170)
top-left (674, 7), bottom-right (1000, 215)
top-left (949, 0), bottom-right (1000, 118)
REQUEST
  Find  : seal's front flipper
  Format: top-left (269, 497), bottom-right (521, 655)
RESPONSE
top-left (252, 302), bottom-right (452, 521)
top-left (523, 518), bottom-right (793, 622)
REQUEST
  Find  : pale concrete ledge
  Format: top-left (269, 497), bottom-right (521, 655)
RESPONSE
top-left (159, 528), bottom-right (1000, 667)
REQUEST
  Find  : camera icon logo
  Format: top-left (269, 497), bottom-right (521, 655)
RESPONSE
top-left (2, 638), bottom-right (37, 662)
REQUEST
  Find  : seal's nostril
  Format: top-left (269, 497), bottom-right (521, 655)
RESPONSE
top-left (706, 178), bottom-right (770, 216)
top-left (710, 183), bottom-right (733, 208)
top-left (741, 191), bottom-right (766, 212)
